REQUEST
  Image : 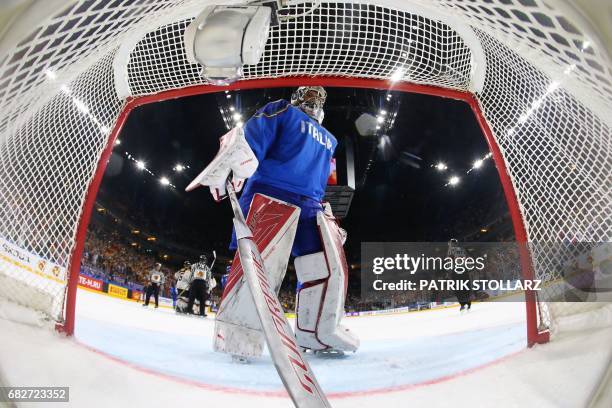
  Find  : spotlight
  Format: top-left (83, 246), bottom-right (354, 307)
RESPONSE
top-left (160, 177), bottom-right (170, 186)
top-left (136, 160), bottom-right (146, 170)
top-left (390, 67), bottom-right (404, 82)
top-left (435, 162), bottom-right (447, 171)
top-left (448, 176), bottom-right (460, 186)
top-left (581, 40), bottom-right (590, 51)
top-left (473, 159), bottom-right (483, 169)
top-left (72, 98), bottom-right (89, 114)
top-left (45, 69), bottom-right (57, 80)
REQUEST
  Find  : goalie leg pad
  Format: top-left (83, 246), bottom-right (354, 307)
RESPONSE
top-left (213, 193), bottom-right (300, 358)
top-left (294, 211), bottom-right (359, 352)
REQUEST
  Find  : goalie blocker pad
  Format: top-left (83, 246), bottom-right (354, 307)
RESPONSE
top-left (213, 193), bottom-right (300, 358)
top-left (294, 210), bottom-right (359, 352)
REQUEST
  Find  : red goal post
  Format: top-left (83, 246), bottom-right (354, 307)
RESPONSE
top-left (58, 76), bottom-right (549, 346)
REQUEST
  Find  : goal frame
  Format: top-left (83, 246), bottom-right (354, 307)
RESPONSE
top-left (58, 76), bottom-right (550, 346)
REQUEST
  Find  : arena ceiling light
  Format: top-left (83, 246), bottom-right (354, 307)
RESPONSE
top-left (435, 162), bottom-right (448, 171)
top-left (448, 176), bottom-right (460, 186)
top-left (184, 3), bottom-right (274, 85)
top-left (390, 67), bottom-right (405, 82)
top-left (44, 69), bottom-right (57, 80)
top-left (72, 98), bottom-right (89, 114)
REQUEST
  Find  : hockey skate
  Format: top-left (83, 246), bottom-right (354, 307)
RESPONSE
top-left (314, 348), bottom-right (348, 359)
top-left (300, 346), bottom-right (350, 359)
top-left (231, 354), bottom-right (250, 364)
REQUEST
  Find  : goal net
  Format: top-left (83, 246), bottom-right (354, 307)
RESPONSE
top-left (0, 0), bottom-right (609, 344)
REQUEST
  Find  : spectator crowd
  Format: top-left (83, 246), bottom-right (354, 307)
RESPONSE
top-left (82, 222), bottom-right (176, 296)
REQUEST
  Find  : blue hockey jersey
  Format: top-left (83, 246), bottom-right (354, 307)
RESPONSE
top-left (243, 99), bottom-right (337, 201)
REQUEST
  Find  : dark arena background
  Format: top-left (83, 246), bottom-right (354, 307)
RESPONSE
top-left (87, 87), bottom-right (511, 313)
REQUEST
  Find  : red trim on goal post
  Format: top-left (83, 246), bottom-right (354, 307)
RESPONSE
top-left (60, 76), bottom-right (548, 346)
top-left (466, 97), bottom-right (549, 347)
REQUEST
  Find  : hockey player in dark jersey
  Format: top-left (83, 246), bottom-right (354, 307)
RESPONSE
top-left (187, 86), bottom-right (358, 360)
top-left (143, 263), bottom-right (165, 308)
top-left (187, 255), bottom-right (211, 317)
top-left (448, 239), bottom-right (472, 313)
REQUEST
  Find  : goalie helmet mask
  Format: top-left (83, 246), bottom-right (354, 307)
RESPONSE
top-left (291, 86), bottom-right (327, 124)
top-left (199, 254), bottom-right (208, 264)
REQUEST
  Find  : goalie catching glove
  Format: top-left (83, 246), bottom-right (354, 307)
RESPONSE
top-left (185, 126), bottom-right (258, 200)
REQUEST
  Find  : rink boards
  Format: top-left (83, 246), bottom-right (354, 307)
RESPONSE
top-left (0, 237), bottom-right (67, 320)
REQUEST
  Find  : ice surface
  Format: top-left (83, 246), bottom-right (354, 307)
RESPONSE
top-left (1, 290), bottom-right (610, 407)
top-left (74, 290), bottom-right (527, 393)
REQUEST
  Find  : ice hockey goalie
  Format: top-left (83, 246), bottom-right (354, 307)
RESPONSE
top-left (187, 86), bottom-right (359, 359)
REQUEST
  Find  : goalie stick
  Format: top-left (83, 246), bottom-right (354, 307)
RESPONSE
top-left (210, 250), bottom-right (217, 270)
top-left (225, 179), bottom-right (331, 408)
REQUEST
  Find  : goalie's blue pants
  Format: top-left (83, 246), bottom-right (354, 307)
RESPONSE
top-left (229, 181), bottom-right (323, 257)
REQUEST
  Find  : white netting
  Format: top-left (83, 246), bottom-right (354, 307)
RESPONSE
top-left (0, 0), bottom-right (610, 336)
top-left (125, 3), bottom-right (475, 96)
